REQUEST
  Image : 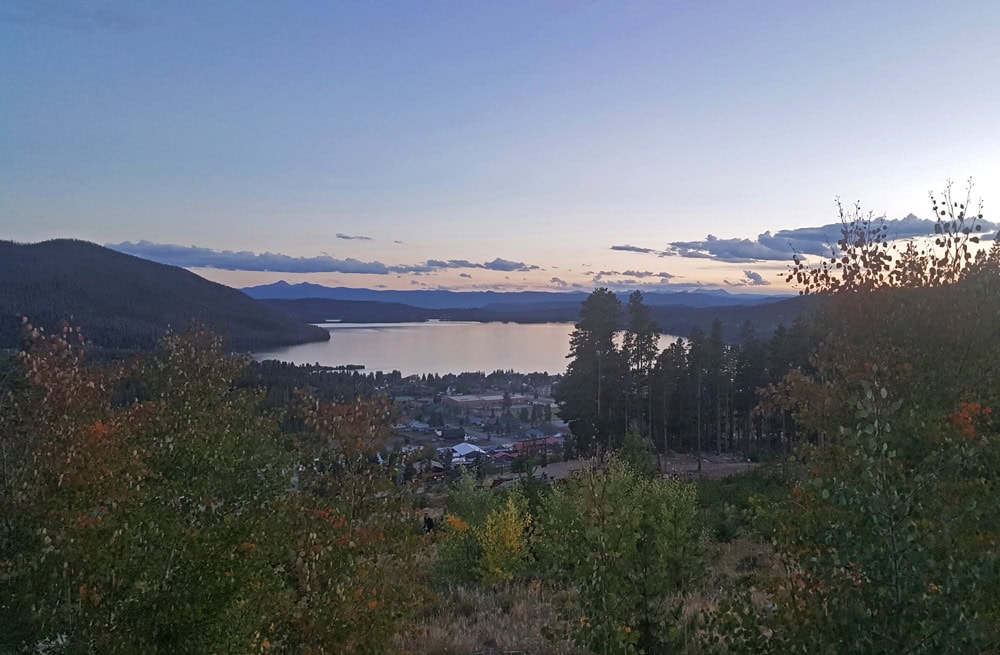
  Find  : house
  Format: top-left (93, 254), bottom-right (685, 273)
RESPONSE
top-left (436, 426), bottom-right (466, 441)
top-left (513, 436), bottom-right (563, 459)
top-left (491, 450), bottom-right (518, 466)
top-left (451, 442), bottom-right (487, 459)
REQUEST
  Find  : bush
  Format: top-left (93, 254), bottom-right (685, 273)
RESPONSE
top-left (536, 457), bottom-right (704, 654)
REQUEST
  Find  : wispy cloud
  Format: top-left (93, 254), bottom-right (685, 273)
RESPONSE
top-left (611, 244), bottom-right (661, 255)
top-left (550, 276), bottom-right (569, 288)
top-left (423, 258), bottom-right (539, 273)
top-left (108, 241), bottom-right (396, 273)
top-left (591, 269), bottom-right (675, 283)
top-left (620, 270), bottom-right (675, 280)
top-left (614, 214), bottom-right (1000, 264)
top-left (106, 240), bottom-right (541, 275)
top-left (459, 273), bottom-right (472, 278)
top-left (336, 233), bottom-right (372, 241)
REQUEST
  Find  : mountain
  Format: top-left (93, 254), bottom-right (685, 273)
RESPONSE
top-left (0, 240), bottom-right (329, 351)
top-left (648, 295), bottom-right (820, 341)
top-left (262, 295), bottom-right (818, 342)
top-left (244, 281), bottom-right (786, 309)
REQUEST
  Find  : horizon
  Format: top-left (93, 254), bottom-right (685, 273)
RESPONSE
top-left (3, 2), bottom-right (999, 293)
top-left (238, 277), bottom-right (789, 298)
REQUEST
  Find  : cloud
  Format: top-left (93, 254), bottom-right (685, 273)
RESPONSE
top-left (423, 258), bottom-right (538, 273)
top-left (725, 270), bottom-right (772, 287)
top-left (614, 213), bottom-right (1000, 264)
top-left (483, 257), bottom-right (539, 272)
top-left (591, 270), bottom-right (620, 283)
top-left (667, 234), bottom-right (786, 262)
top-left (591, 271), bottom-right (677, 285)
top-left (0, 0), bottom-right (145, 31)
top-left (107, 240), bottom-right (396, 274)
top-left (550, 276), bottom-right (569, 288)
top-left (106, 240), bottom-right (542, 275)
top-left (611, 244), bottom-right (661, 255)
top-left (459, 273), bottom-right (472, 279)
top-left (426, 259), bottom-right (477, 269)
top-left (336, 233), bottom-right (372, 241)
top-left (621, 270), bottom-right (675, 280)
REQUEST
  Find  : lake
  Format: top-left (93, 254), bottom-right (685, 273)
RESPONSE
top-left (253, 321), bottom-right (679, 376)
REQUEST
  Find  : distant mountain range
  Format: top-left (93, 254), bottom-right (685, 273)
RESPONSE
top-left (257, 289), bottom-right (816, 343)
top-left (0, 240), bottom-right (329, 351)
top-left (0, 240), bottom-right (813, 354)
top-left (243, 280), bottom-right (788, 309)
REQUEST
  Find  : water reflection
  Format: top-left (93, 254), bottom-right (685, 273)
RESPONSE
top-left (253, 322), bottom-right (677, 377)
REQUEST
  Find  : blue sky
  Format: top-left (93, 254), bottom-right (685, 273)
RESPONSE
top-left (3, 0), bottom-right (999, 292)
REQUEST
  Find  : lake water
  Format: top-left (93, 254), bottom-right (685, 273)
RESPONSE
top-left (253, 322), bottom-right (679, 376)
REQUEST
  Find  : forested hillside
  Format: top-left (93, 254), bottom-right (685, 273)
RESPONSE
top-left (262, 294), bottom-right (815, 341)
top-left (0, 240), bottom-right (329, 351)
top-left (245, 280), bottom-right (783, 308)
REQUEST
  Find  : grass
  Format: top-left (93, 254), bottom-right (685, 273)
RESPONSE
top-left (695, 467), bottom-right (788, 542)
top-left (393, 582), bottom-right (584, 655)
top-left (395, 468), bottom-right (789, 654)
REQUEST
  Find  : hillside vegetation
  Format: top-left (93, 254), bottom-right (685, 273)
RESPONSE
top-left (2, 186), bottom-right (1000, 654)
top-left (0, 240), bottom-right (329, 351)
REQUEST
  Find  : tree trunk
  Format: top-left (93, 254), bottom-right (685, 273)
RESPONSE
top-left (696, 371), bottom-right (702, 473)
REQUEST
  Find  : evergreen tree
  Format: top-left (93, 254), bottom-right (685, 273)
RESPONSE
top-left (652, 338), bottom-right (687, 457)
top-left (622, 291), bottom-right (660, 440)
top-left (555, 288), bottom-right (623, 455)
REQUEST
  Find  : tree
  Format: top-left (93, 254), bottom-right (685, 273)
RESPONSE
top-left (652, 338), bottom-right (686, 457)
top-left (711, 181), bottom-right (1000, 653)
top-left (537, 458), bottom-right (703, 654)
top-left (0, 324), bottom-right (425, 654)
top-left (622, 291), bottom-right (660, 441)
top-left (1, 326), bottom-right (290, 652)
top-left (686, 326), bottom-right (709, 471)
top-left (732, 320), bottom-right (768, 457)
top-left (556, 288), bottom-right (624, 455)
top-left (707, 318), bottom-right (727, 456)
top-left (277, 393), bottom-right (424, 653)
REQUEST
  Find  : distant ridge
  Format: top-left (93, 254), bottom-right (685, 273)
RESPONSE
top-left (243, 281), bottom-right (787, 309)
top-left (0, 240), bottom-right (329, 351)
top-left (262, 295), bottom-right (817, 343)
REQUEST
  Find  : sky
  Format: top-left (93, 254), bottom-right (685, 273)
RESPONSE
top-left (2, 0), bottom-right (999, 293)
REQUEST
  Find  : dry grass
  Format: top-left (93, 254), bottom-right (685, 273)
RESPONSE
top-left (393, 581), bottom-right (585, 655)
top-left (393, 538), bottom-right (782, 654)
top-left (693, 536), bottom-right (781, 613)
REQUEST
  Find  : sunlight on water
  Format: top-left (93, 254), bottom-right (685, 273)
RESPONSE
top-left (253, 322), bottom-right (677, 376)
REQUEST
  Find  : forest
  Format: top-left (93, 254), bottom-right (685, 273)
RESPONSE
top-left (0, 239), bottom-right (329, 352)
top-left (2, 185), bottom-right (1000, 653)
